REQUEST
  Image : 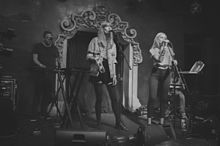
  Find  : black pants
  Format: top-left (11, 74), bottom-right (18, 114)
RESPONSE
top-left (32, 69), bottom-right (55, 115)
top-left (148, 67), bottom-right (171, 118)
top-left (90, 59), bottom-right (121, 125)
top-left (93, 83), bottom-right (121, 125)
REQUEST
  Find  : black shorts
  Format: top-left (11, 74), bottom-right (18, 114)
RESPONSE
top-left (89, 59), bottom-right (113, 85)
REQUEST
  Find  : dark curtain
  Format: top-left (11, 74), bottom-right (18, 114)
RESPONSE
top-left (67, 31), bottom-right (96, 70)
top-left (66, 31), bottom-right (108, 113)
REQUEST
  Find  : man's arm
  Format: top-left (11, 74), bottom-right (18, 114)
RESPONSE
top-left (33, 53), bottom-right (46, 68)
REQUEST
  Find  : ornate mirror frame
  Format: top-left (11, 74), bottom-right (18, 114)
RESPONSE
top-left (55, 6), bottom-right (142, 111)
top-left (55, 6), bottom-right (142, 66)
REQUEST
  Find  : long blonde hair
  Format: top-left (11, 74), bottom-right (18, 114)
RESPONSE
top-left (151, 32), bottom-right (167, 49)
top-left (97, 22), bottom-right (113, 49)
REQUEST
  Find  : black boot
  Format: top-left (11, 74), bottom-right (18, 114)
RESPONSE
top-left (115, 121), bottom-right (128, 131)
top-left (95, 100), bottom-right (102, 126)
top-left (96, 111), bottom-right (101, 126)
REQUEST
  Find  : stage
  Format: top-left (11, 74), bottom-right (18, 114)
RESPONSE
top-left (0, 111), bottom-right (218, 146)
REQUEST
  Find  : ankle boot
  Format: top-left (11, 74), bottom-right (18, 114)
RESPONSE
top-left (115, 121), bottom-right (128, 131)
top-left (96, 111), bottom-right (101, 126)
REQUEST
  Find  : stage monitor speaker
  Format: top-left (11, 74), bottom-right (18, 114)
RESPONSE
top-left (55, 129), bottom-right (108, 146)
top-left (136, 124), bottom-right (172, 146)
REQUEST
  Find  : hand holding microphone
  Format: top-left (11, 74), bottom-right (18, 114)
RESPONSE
top-left (162, 39), bottom-right (170, 48)
top-left (163, 39), bottom-right (170, 43)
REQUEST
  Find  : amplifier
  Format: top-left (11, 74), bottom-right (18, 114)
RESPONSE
top-left (0, 76), bottom-right (17, 110)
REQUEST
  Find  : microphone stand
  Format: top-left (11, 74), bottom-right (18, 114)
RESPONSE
top-left (118, 44), bottom-right (132, 70)
top-left (166, 42), bottom-right (190, 94)
top-left (117, 44), bottom-right (132, 107)
top-left (113, 32), bottom-right (132, 72)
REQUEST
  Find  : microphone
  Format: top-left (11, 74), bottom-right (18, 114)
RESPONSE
top-left (163, 39), bottom-right (170, 43)
top-left (162, 40), bottom-right (170, 47)
top-left (109, 30), bottom-right (114, 33)
top-left (104, 29), bottom-right (114, 34)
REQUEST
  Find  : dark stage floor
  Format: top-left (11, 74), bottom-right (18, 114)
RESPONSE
top-left (0, 112), bottom-right (218, 146)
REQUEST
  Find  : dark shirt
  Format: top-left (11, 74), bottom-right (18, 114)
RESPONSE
top-left (32, 43), bottom-right (59, 69)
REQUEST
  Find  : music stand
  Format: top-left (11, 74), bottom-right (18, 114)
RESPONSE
top-left (180, 61), bottom-right (205, 90)
top-left (179, 61), bottom-right (205, 133)
top-left (179, 61), bottom-right (205, 108)
top-left (180, 61), bottom-right (205, 75)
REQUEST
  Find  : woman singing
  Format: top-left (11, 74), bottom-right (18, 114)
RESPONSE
top-left (148, 32), bottom-right (177, 125)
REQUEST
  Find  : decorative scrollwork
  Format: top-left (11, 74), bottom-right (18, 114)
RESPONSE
top-left (132, 43), bottom-right (142, 65)
top-left (74, 10), bottom-right (97, 29)
top-left (125, 28), bottom-right (137, 39)
top-left (60, 16), bottom-right (76, 32)
top-left (108, 13), bottom-right (122, 27)
top-left (57, 5), bottom-right (142, 65)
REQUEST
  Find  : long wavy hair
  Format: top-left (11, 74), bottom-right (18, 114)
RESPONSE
top-left (97, 22), bottom-right (113, 49)
top-left (150, 32), bottom-right (167, 50)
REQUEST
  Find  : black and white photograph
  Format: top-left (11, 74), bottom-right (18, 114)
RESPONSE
top-left (0, 0), bottom-right (219, 145)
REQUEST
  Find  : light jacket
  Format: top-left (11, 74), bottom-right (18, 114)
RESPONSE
top-left (87, 37), bottom-right (117, 78)
top-left (149, 45), bottom-right (175, 70)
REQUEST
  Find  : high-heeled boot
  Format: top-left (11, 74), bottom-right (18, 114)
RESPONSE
top-left (115, 120), bottom-right (128, 131)
top-left (114, 113), bottom-right (128, 131)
